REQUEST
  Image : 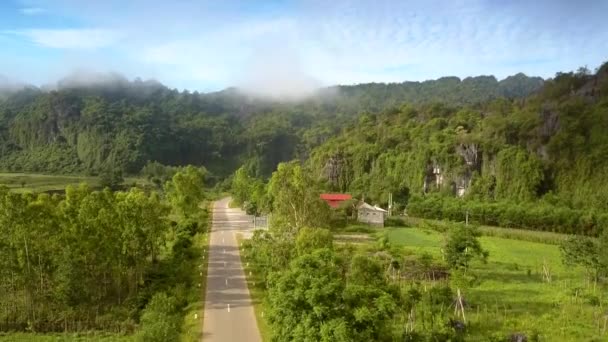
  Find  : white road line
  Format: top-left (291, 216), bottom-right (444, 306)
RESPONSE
top-left (225, 278), bottom-right (228, 286)
top-left (227, 304), bottom-right (231, 312)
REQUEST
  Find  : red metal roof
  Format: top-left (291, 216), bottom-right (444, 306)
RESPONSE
top-left (320, 194), bottom-right (352, 201)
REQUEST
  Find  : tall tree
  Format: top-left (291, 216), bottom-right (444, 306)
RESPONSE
top-left (164, 165), bottom-right (206, 219)
top-left (267, 161), bottom-right (330, 232)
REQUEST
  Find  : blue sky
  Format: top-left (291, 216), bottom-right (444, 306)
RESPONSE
top-left (1, 0), bottom-right (607, 94)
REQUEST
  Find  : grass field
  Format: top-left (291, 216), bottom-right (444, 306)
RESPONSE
top-left (232, 220), bottom-right (608, 341)
top-left (0, 173), bottom-right (148, 193)
top-left (385, 227), bottom-right (608, 341)
top-left (401, 216), bottom-right (573, 245)
top-left (0, 333), bottom-right (133, 341)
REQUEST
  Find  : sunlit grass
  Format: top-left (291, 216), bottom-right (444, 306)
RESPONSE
top-left (0, 333), bottom-right (134, 341)
top-left (401, 216), bottom-right (572, 245)
top-left (385, 226), bottom-right (607, 341)
top-left (0, 172), bottom-right (149, 193)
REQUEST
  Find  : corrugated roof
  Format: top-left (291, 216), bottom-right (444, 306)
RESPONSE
top-left (358, 201), bottom-right (387, 212)
top-left (320, 193), bottom-right (352, 201)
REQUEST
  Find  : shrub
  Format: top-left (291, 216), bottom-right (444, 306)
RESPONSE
top-left (385, 216), bottom-right (408, 227)
top-left (444, 224), bottom-right (488, 270)
top-left (408, 195), bottom-right (602, 236)
top-left (136, 292), bottom-right (181, 342)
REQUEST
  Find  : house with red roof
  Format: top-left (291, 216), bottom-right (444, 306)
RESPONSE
top-left (320, 193), bottom-right (352, 208)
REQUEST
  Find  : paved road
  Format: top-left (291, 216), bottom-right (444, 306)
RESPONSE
top-left (202, 197), bottom-right (262, 342)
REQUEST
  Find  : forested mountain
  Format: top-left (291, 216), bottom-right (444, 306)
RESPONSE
top-left (0, 72), bottom-right (544, 178)
top-left (321, 73), bottom-right (544, 114)
top-left (308, 63), bottom-right (608, 213)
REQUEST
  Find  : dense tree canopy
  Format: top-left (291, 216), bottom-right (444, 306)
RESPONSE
top-left (0, 71), bottom-right (545, 180)
top-left (307, 63), bottom-right (608, 226)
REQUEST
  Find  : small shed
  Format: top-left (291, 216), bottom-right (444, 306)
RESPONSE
top-left (320, 193), bottom-right (352, 208)
top-left (357, 202), bottom-right (387, 227)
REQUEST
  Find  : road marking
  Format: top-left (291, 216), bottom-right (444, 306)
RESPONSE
top-left (227, 304), bottom-right (231, 312)
top-left (225, 278), bottom-right (228, 286)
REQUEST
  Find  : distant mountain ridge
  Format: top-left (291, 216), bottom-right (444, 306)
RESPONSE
top-left (314, 73), bottom-right (545, 114)
top-left (0, 69), bottom-right (548, 177)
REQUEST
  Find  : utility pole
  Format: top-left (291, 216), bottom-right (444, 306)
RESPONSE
top-left (388, 193), bottom-right (393, 216)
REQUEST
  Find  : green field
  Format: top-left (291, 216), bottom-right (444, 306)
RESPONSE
top-left (400, 216), bottom-right (573, 245)
top-left (385, 227), bottom-right (607, 341)
top-left (0, 173), bottom-right (148, 193)
top-left (0, 333), bottom-right (133, 341)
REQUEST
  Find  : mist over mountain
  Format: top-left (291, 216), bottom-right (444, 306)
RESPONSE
top-left (0, 67), bottom-right (569, 179)
top-left (0, 75), bottom-right (29, 95)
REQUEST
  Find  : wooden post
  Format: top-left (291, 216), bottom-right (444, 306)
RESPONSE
top-left (457, 288), bottom-right (466, 323)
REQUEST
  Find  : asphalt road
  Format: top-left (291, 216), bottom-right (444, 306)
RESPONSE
top-left (202, 197), bottom-right (262, 342)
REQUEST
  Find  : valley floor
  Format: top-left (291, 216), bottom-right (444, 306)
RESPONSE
top-left (243, 221), bottom-right (607, 341)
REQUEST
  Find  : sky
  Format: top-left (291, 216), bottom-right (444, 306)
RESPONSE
top-left (0, 0), bottom-right (607, 95)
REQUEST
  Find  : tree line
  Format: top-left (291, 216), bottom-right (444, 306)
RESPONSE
top-left (0, 71), bottom-right (545, 180)
top-left (306, 63), bottom-right (608, 235)
top-left (237, 161), bottom-right (495, 341)
top-left (0, 165), bottom-right (206, 339)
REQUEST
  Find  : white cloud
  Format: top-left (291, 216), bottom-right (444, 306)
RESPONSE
top-left (6, 28), bottom-right (121, 49)
top-left (20, 7), bottom-right (46, 15)
top-left (3, 0), bottom-right (607, 91)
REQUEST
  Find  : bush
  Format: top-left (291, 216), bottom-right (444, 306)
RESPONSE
top-left (408, 195), bottom-right (602, 236)
top-left (385, 216), bottom-right (408, 227)
top-left (444, 224), bottom-right (488, 270)
top-left (136, 292), bottom-right (181, 342)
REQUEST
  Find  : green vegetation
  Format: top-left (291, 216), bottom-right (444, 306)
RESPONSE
top-left (266, 162), bottom-right (331, 232)
top-left (0, 172), bottom-right (148, 193)
top-left (407, 195), bottom-right (608, 236)
top-left (307, 63), bottom-right (608, 237)
top-left (2, 62), bottom-right (607, 340)
top-left (178, 231), bottom-right (208, 342)
top-left (242, 229), bottom-right (398, 342)
top-left (0, 332), bottom-right (134, 341)
top-left (401, 216), bottom-right (572, 245)
top-left (384, 226), bottom-right (606, 341)
top-left (0, 167), bottom-right (208, 340)
top-left (234, 156), bottom-right (608, 341)
top-left (0, 71), bottom-right (544, 181)
top-left (238, 234), bottom-right (273, 342)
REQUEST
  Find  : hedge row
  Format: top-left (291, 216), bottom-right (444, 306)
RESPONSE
top-left (407, 195), bottom-right (608, 236)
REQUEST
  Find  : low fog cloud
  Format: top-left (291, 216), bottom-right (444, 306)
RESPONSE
top-left (55, 69), bottom-right (130, 89)
top-left (0, 74), bottom-right (28, 92)
top-left (235, 43), bottom-right (322, 101)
